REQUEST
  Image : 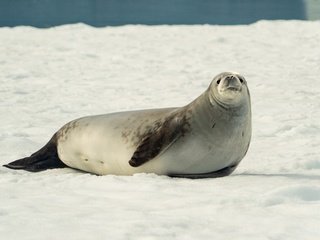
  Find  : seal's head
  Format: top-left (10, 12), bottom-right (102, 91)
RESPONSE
top-left (209, 72), bottom-right (250, 108)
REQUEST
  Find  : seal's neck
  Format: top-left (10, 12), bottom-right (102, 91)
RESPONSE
top-left (184, 89), bottom-right (249, 133)
top-left (183, 92), bottom-right (216, 132)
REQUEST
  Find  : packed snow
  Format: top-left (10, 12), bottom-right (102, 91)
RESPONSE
top-left (0, 21), bottom-right (320, 240)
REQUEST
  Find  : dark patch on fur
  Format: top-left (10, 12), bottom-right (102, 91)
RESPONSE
top-left (129, 108), bottom-right (191, 167)
top-left (3, 134), bottom-right (66, 172)
top-left (168, 164), bottom-right (238, 179)
top-left (121, 130), bottom-right (132, 143)
top-left (56, 120), bottom-right (79, 141)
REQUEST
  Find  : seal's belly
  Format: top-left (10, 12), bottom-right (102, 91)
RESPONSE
top-left (155, 129), bottom-right (247, 175)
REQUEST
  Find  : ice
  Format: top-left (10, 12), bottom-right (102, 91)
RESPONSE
top-left (0, 21), bottom-right (320, 239)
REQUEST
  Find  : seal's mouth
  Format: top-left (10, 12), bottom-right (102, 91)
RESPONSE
top-left (225, 86), bottom-right (241, 91)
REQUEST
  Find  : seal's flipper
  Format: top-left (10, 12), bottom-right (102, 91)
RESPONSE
top-left (3, 134), bottom-right (66, 172)
top-left (129, 113), bottom-right (190, 167)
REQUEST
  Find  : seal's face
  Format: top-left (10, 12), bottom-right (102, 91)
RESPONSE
top-left (210, 72), bottom-right (249, 108)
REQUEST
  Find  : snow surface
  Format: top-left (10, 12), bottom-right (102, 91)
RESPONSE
top-left (1, 21), bottom-right (320, 240)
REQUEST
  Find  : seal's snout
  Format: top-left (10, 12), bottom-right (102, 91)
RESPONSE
top-left (223, 75), bottom-right (242, 91)
top-left (217, 73), bottom-right (243, 93)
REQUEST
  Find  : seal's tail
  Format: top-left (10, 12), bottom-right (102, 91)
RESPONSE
top-left (3, 134), bottom-right (66, 172)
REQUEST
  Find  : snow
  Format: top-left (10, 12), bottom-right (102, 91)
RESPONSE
top-left (1, 21), bottom-right (320, 239)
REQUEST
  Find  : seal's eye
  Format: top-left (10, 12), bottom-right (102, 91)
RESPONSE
top-left (217, 79), bottom-right (221, 84)
top-left (239, 78), bottom-right (244, 83)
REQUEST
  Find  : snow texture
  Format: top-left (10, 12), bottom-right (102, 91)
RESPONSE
top-left (0, 21), bottom-right (320, 240)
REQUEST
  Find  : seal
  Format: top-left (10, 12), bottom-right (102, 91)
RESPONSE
top-left (4, 72), bottom-right (251, 178)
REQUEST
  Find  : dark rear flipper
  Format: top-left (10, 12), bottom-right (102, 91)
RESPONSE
top-left (3, 134), bottom-right (67, 172)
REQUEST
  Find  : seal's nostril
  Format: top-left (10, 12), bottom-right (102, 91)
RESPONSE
top-left (217, 80), bottom-right (221, 84)
top-left (226, 75), bottom-right (236, 81)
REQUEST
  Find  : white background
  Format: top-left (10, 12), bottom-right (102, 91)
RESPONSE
top-left (0, 21), bottom-right (320, 239)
